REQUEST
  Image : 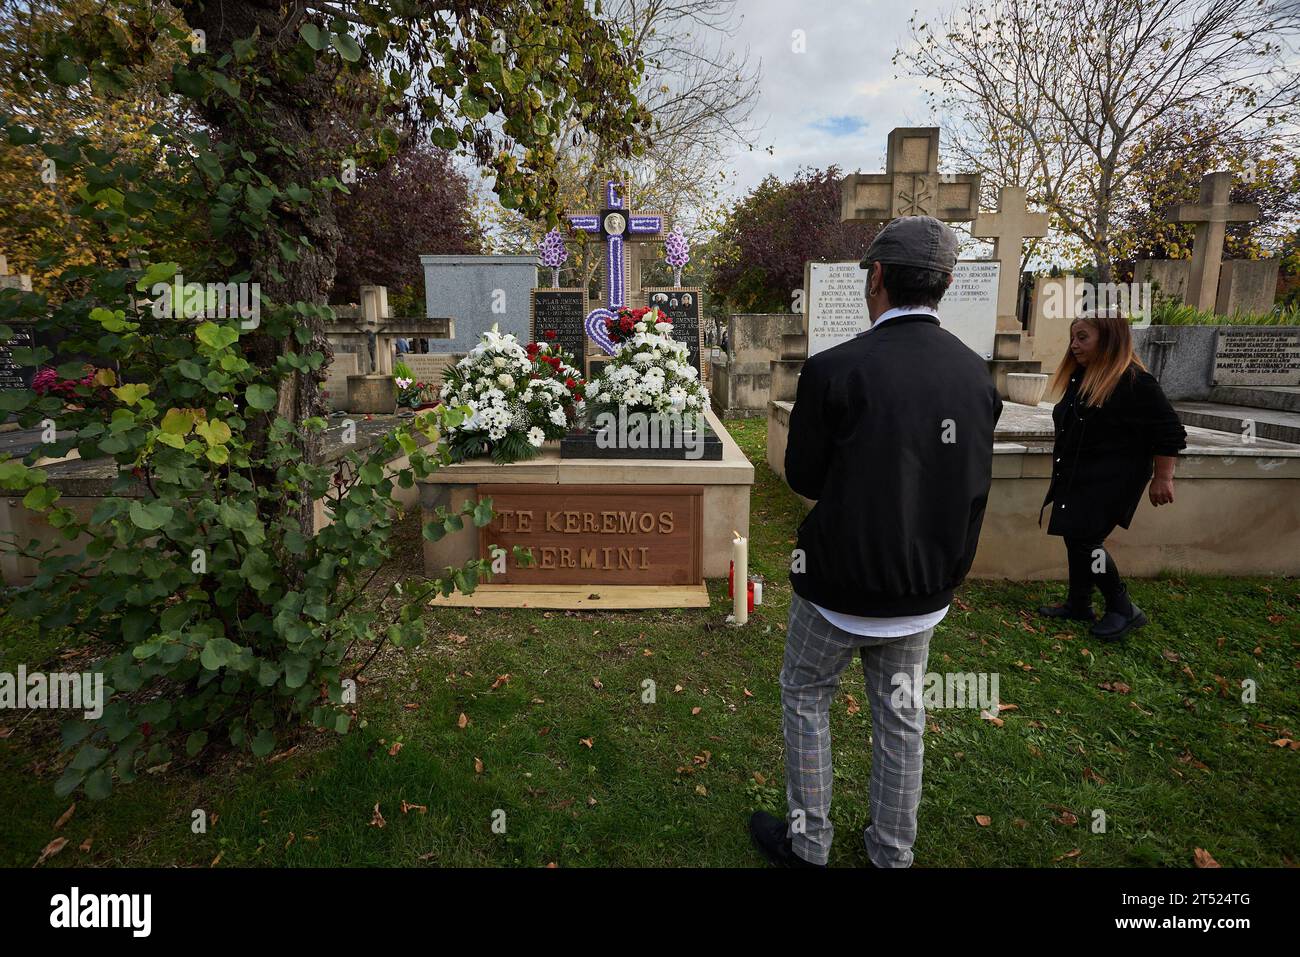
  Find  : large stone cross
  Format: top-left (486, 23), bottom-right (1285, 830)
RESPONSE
top-left (972, 186), bottom-right (1049, 329)
top-left (1162, 171), bottom-right (1259, 311)
top-left (841, 127), bottom-right (981, 223)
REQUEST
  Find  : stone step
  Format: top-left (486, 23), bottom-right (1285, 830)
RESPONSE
top-left (1209, 385), bottom-right (1300, 414)
top-left (1174, 401), bottom-right (1300, 446)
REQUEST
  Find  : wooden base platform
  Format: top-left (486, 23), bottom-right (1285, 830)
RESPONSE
top-left (428, 583), bottom-right (711, 610)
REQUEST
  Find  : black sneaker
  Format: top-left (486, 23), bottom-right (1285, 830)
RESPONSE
top-left (1092, 603), bottom-right (1147, 641)
top-left (1037, 600), bottom-right (1095, 622)
top-left (748, 811), bottom-right (825, 868)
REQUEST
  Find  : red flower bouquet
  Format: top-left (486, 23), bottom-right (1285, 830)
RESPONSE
top-left (603, 305), bottom-right (670, 347)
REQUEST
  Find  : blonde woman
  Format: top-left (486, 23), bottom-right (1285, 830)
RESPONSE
top-left (1038, 313), bottom-right (1187, 640)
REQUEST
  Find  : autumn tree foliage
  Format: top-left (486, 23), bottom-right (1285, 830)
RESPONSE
top-left (332, 141), bottom-right (484, 311)
top-left (1111, 108), bottom-right (1300, 270)
top-left (708, 166), bottom-right (878, 314)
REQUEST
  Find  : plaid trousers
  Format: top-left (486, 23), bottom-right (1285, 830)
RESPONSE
top-left (780, 591), bottom-right (933, 867)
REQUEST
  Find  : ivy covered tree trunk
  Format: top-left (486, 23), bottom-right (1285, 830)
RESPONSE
top-left (181, 0), bottom-right (342, 545)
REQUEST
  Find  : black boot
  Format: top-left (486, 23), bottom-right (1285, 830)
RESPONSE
top-left (748, 811), bottom-right (825, 868)
top-left (1037, 598), bottom-right (1095, 621)
top-left (1091, 585), bottom-right (1147, 641)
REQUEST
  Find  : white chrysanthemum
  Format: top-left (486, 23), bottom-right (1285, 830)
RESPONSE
top-left (549, 407), bottom-right (567, 427)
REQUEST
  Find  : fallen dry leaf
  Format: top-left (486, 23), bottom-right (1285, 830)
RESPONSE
top-left (35, 837), bottom-right (68, 866)
top-left (388, 741), bottom-right (403, 757)
top-left (673, 684), bottom-right (684, 693)
top-left (268, 745), bottom-right (301, 764)
top-left (695, 784), bottom-right (708, 796)
top-left (580, 737), bottom-right (594, 749)
top-left (1055, 810), bottom-right (1079, 826)
top-left (1083, 767), bottom-right (1108, 785)
top-left (691, 706), bottom-right (702, 716)
top-left (401, 800), bottom-right (428, 815)
top-left (447, 633), bottom-right (468, 644)
top-left (490, 674), bottom-right (511, 690)
top-left (997, 703), bottom-right (1019, 712)
top-left (1053, 848), bottom-right (1082, 862)
top-left (1193, 847), bottom-right (1221, 868)
top-left (975, 815), bottom-right (992, 827)
top-left (592, 677), bottom-right (603, 690)
top-left (979, 710), bottom-right (1004, 727)
top-left (211, 851), bottom-right (223, 867)
top-left (474, 756), bottom-right (484, 774)
top-left (753, 771), bottom-right (766, 785)
top-left (79, 837), bottom-right (92, 853)
top-left (53, 804), bottom-right (75, 831)
top-left (370, 803), bottom-right (386, 828)
top-left (457, 713), bottom-right (469, 729)
top-left (845, 694), bottom-right (861, 716)
top-left (1098, 681), bottom-right (1131, 694)
top-left (743, 688), bottom-right (753, 698)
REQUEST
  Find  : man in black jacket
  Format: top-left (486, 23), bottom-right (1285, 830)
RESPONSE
top-left (750, 216), bottom-right (1002, 868)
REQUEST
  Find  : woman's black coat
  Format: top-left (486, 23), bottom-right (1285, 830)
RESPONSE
top-left (1041, 363), bottom-right (1187, 540)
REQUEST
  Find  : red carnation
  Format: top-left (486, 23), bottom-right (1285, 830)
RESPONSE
top-left (544, 329), bottom-right (558, 340)
top-left (565, 377), bottom-right (576, 388)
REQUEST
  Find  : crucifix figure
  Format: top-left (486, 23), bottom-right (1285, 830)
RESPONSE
top-left (841, 127), bottom-right (981, 224)
top-left (1161, 171), bottom-right (1260, 311)
top-left (972, 186), bottom-right (1049, 330)
top-left (567, 179), bottom-right (666, 353)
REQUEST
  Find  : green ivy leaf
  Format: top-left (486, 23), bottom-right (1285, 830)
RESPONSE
top-left (251, 729), bottom-right (275, 758)
top-left (331, 31), bottom-right (362, 62)
top-left (195, 321), bottom-right (239, 350)
top-left (245, 384), bottom-right (277, 411)
top-left (299, 22), bottom-right (327, 50)
top-left (128, 500), bottom-right (174, 530)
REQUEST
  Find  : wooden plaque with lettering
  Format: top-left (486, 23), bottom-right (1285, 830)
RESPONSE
top-left (476, 483), bottom-right (703, 585)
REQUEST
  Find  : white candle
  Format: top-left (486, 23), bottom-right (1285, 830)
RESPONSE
top-left (753, 580), bottom-right (763, 605)
top-left (732, 531), bottom-right (748, 625)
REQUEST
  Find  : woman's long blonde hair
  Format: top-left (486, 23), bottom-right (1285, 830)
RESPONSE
top-left (1048, 313), bottom-right (1147, 407)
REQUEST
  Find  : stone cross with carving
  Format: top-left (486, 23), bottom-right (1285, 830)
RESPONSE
top-left (566, 179), bottom-right (666, 352)
top-left (972, 186), bottom-right (1049, 329)
top-left (841, 127), bottom-right (981, 224)
top-left (1161, 171), bottom-right (1260, 311)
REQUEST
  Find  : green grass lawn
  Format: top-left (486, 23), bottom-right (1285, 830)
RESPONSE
top-left (2, 417), bottom-right (1297, 868)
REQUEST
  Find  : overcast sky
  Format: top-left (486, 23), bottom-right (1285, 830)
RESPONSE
top-left (717, 0), bottom-right (944, 199)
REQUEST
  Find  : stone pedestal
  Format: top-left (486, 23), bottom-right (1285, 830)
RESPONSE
top-left (347, 374), bottom-right (397, 414)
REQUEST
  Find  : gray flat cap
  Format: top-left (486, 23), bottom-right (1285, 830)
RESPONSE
top-left (860, 215), bottom-right (958, 274)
